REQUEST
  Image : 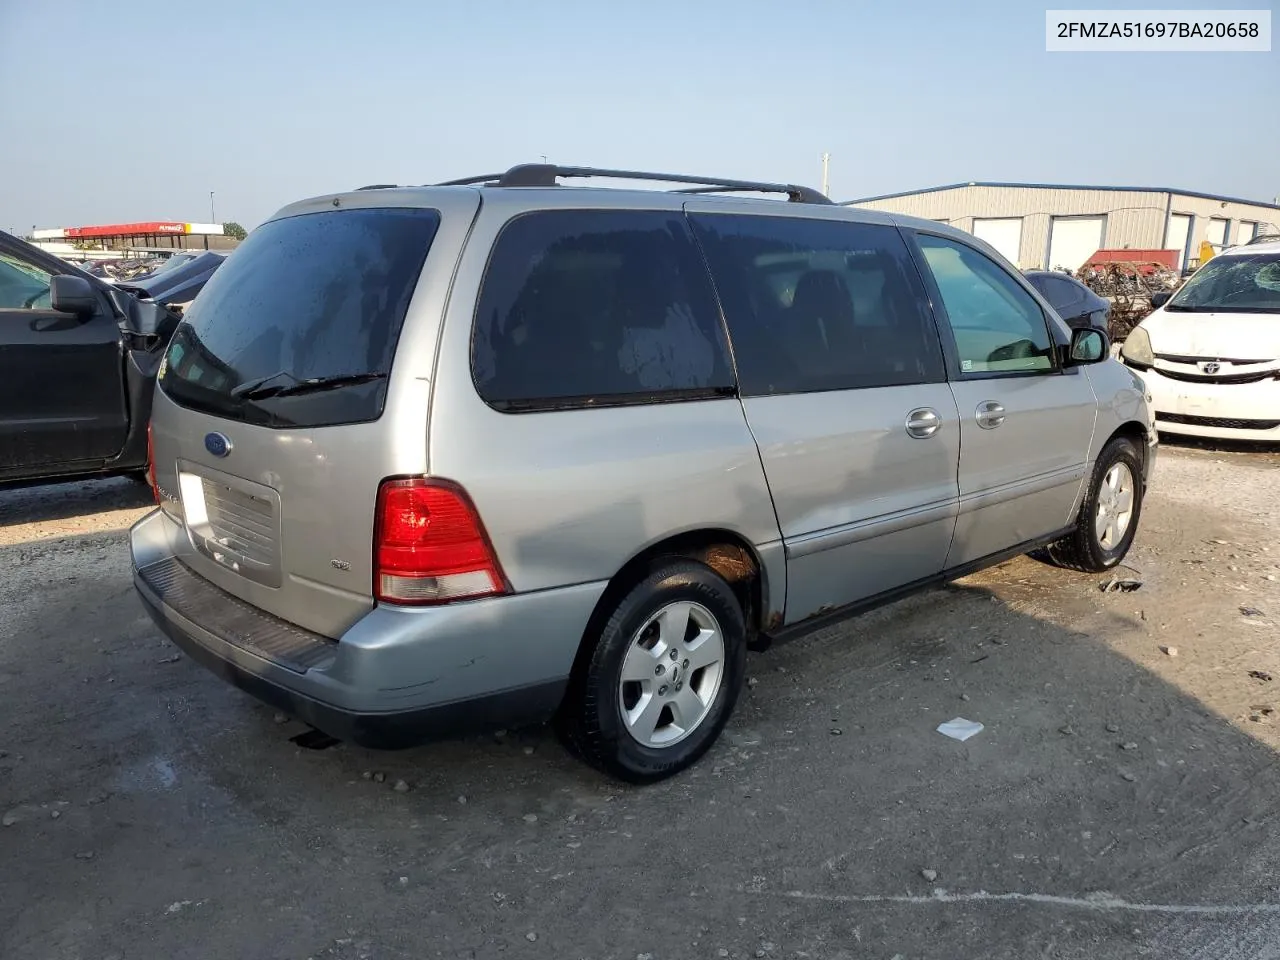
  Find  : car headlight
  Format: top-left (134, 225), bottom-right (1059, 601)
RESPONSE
top-left (1121, 326), bottom-right (1154, 368)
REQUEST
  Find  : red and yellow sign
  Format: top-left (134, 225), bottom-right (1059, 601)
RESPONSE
top-left (63, 221), bottom-right (190, 238)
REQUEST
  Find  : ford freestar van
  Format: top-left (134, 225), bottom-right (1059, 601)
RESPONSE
top-left (130, 164), bottom-right (1156, 782)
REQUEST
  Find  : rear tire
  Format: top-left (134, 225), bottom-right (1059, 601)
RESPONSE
top-left (558, 560), bottom-right (746, 784)
top-left (1047, 436), bottom-right (1144, 573)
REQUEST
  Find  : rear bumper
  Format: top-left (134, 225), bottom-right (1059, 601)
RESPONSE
top-left (1142, 368), bottom-right (1280, 442)
top-left (130, 510), bottom-right (606, 748)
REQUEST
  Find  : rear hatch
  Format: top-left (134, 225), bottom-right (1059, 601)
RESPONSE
top-left (149, 193), bottom-right (477, 637)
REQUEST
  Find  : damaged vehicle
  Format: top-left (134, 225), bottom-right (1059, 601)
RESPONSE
top-left (130, 164), bottom-right (1155, 783)
top-left (0, 229), bottom-right (220, 484)
top-left (1121, 235), bottom-right (1280, 442)
top-left (115, 251), bottom-right (226, 317)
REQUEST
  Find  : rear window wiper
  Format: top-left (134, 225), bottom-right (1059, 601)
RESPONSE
top-left (231, 371), bottom-right (387, 401)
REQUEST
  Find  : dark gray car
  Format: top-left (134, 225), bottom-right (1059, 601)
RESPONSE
top-left (0, 230), bottom-right (220, 485)
top-left (1024, 270), bottom-right (1111, 332)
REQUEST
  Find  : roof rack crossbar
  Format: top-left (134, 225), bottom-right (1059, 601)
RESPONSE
top-left (435, 164), bottom-right (832, 204)
top-left (1246, 232), bottom-right (1280, 245)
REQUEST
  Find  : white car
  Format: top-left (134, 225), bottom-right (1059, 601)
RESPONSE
top-left (1121, 236), bottom-right (1280, 442)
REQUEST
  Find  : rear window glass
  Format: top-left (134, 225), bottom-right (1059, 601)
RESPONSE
top-left (1028, 275), bottom-right (1079, 314)
top-left (472, 210), bottom-right (734, 411)
top-left (160, 208), bottom-right (440, 428)
top-left (690, 213), bottom-right (945, 395)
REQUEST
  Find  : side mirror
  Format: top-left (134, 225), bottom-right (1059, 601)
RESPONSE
top-left (1150, 291), bottom-right (1172, 310)
top-left (1068, 327), bottom-right (1108, 365)
top-left (50, 274), bottom-right (99, 317)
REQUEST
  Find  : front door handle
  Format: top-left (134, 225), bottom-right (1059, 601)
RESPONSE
top-left (905, 407), bottom-right (941, 439)
top-left (976, 401), bottom-right (1006, 429)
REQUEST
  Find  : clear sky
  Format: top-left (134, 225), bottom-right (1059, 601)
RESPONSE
top-left (1, 0), bottom-right (1276, 233)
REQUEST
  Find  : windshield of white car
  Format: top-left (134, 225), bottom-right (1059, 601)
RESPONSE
top-left (1166, 251), bottom-right (1280, 313)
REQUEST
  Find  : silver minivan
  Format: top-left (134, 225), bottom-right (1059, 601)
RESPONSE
top-left (130, 165), bottom-right (1156, 782)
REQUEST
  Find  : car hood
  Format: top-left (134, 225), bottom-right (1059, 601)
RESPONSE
top-left (115, 251), bottom-right (225, 306)
top-left (108, 288), bottom-right (180, 339)
top-left (112, 253), bottom-right (226, 339)
top-left (1143, 308), bottom-right (1280, 359)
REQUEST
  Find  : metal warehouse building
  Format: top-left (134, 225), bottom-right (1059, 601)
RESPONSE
top-left (847, 182), bottom-right (1280, 273)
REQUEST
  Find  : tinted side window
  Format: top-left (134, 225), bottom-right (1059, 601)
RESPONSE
top-left (1028, 275), bottom-right (1076, 316)
top-left (0, 252), bottom-right (53, 310)
top-left (1025, 274), bottom-right (1050, 297)
top-left (918, 234), bottom-right (1056, 375)
top-left (689, 214), bottom-right (945, 395)
top-left (472, 210), bottom-right (734, 411)
top-left (1049, 276), bottom-right (1085, 313)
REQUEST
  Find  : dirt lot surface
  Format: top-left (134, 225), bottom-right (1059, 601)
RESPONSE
top-left (3, 443), bottom-right (1280, 960)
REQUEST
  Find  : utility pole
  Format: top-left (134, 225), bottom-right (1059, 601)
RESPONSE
top-left (821, 153), bottom-right (831, 198)
top-left (210, 191), bottom-right (216, 223)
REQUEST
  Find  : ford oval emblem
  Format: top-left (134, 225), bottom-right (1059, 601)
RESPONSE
top-left (204, 432), bottom-right (232, 458)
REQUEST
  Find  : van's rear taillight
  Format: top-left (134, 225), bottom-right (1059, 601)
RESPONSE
top-left (145, 423), bottom-right (160, 504)
top-left (374, 478), bottom-right (507, 605)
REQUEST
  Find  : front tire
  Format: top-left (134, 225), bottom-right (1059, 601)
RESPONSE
top-left (1048, 436), bottom-right (1144, 573)
top-left (558, 560), bottom-right (747, 784)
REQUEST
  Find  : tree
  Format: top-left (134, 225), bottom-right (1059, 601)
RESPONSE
top-left (222, 222), bottom-right (247, 241)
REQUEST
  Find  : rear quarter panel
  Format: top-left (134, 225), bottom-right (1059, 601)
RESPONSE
top-left (426, 191), bottom-right (785, 613)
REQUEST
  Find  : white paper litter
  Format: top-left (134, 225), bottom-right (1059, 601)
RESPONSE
top-left (936, 717), bottom-right (984, 742)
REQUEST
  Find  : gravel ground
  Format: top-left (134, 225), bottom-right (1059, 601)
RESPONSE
top-left (2, 443), bottom-right (1280, 960)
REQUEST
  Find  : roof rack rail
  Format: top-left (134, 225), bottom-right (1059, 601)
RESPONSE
top-left (355, 184), bottom-right (399, 191)
top-left (435, 173), bottom-right (506, 186)
top-left (1246, 232), bottom-right (1280, 245)
top-left (436, 164), bottom-right (831, 204)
